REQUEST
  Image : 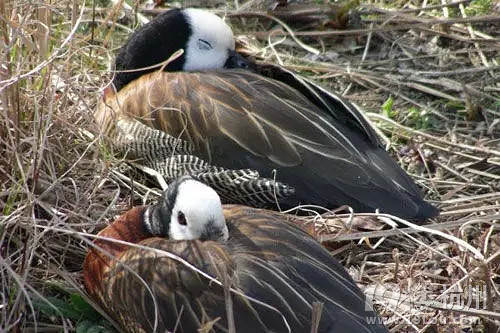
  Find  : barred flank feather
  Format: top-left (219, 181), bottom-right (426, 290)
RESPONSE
top-left (108, 117), bottom-right (295, 207)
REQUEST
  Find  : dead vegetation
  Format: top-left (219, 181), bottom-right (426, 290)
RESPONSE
top-left (0, 0), bottom-right (498, 332)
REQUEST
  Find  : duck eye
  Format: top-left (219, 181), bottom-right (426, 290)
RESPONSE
top-left (177, 211), bottom-right (187, 226)
top-left (197, 39), bottom-right (213, 50)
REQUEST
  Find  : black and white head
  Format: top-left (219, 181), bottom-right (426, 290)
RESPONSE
top-left (113, 8), bottom-right (251, 91)
top-left (143, 176), bottom-right (228, 242)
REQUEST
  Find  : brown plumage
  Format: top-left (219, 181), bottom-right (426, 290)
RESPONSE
top-left (98, 67), bottom-right (438, 219)
top-left (83, 186), bottom-right (388, 332)
top-left (96, 8), bottom-right (438, 220)
top-left (99, 70), bottom-right (365, 167)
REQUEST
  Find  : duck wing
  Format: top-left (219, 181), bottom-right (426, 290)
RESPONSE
top-left (97, 69), bottom-right (437, 219)
top-left (93, 205), bottom-right (388, 333)
top-left (256, 63), bottom-right (381, 145)
top-left (102, 69), bottom-right (341, 167)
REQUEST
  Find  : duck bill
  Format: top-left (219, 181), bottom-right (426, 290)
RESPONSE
top-left (224, 50), bottom-right (254, 70)
top-left (199, 222), bottom-right (229, 242)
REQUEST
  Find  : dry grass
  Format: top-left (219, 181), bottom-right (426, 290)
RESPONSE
top-left (0, 0), bottom-right (498, 332)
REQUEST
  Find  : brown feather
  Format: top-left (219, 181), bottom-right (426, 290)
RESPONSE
top-left (83, 207), bottom-right (149, 300)
top-left (97, 70), bottom-right (336, 167)
top-left (96, 66), bottom-right (438, 219)
top-left (83, 204), bottom-right (388, 332)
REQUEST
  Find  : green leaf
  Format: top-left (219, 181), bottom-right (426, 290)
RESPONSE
top-left (70, 293), bottom-right (100, 319)
top-left (76, 320), bottom-right (115, 333)
top-left (34, 296), bottom-right (83, 321)
top-left (465, 0), bottom-right (492, 16)
top-left (381, 97), bottom-right (394, 118)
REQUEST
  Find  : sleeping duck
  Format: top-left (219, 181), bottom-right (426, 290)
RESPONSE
top-left (96, 8), bottom-right (438, 220)
top-left (83, 176), bottom-right (389, 332)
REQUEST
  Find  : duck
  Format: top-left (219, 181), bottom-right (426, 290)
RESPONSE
top-left (96, 7), bottom-right (439, 220)
top-left (83, 176), bottom-right (389, 332)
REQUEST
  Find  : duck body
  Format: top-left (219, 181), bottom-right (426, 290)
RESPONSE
top-left (97, 8), bottom-right (438, 220)
top-left (84, 205), bottom-right (388, 333)
top-left (100, 68), bottom-right (437, 219)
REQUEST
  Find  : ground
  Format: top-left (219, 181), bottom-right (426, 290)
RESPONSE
top-left (0, 0), bottom-right (498, 332)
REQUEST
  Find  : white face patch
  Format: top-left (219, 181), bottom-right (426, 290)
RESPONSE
top-left (168, 179), bottom-right (228, 241)
top-left (182, 8), bottom-right (235, 71)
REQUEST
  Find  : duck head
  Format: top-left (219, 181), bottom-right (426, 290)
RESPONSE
top-left (113, 8), bottom-right (252, 91)
top-left (143, 176), bottom-right (229, 242)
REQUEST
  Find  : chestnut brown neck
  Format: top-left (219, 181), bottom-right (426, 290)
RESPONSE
top-left (83, 206), bottom-right (151, 297)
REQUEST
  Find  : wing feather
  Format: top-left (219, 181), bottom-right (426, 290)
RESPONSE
top-left (96, 68), bottom-right (437, 218)
top-left (99, 70), bottom-right (356, 165)
top-left (94, 205), bottom-right (387, 332)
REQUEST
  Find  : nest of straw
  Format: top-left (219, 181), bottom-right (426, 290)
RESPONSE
top-left (0, 0), bottom-right (498, 332)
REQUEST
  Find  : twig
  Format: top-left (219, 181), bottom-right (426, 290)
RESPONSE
top-left (250, 15), bottom-right (500, 38)
top-left (227, 11), bottom-right (320, 54)
top-left (319, 214), bottom-right (499, 242)
top-left (368, 114), bottom-right (500, 157)
top-left (310, 302), bottom-right (323, 333)
top-left (108, 0), bottom-right (149, 25)
top-left (361, 0), bottom-right (471, 14)
top-left (0, 4), bottom-right (85, 89)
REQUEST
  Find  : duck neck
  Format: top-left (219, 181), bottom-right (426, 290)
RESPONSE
top-left (142, 205), bottom-right (171, 237)
top-left (97, 206), bottom-right (151, 249)
top-left (83, 206), bottom-right (152, 296)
